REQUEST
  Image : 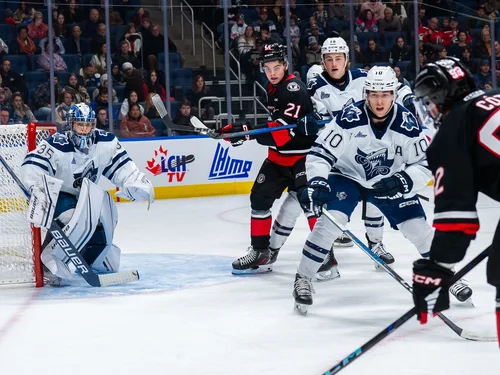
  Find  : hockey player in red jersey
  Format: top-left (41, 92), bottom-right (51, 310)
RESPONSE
top-left (219, 44), bottom-right (325, 275)
top-left (412, 57), bottom-right (500, 324)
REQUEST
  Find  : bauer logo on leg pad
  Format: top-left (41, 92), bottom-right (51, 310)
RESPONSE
top-left (51, 229), bottom-right (89, 274)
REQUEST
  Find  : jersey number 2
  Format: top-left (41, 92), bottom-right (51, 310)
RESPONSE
top-left (284, 103), bottom-right (302, 118)
top-left (478, 111), bottom-right (500, 157)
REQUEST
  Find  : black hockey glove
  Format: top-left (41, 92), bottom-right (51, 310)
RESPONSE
top-left (218, 123), bottom-right (253, 147)
top-left (372, 171), bottom-right (413, 204)
top-left (296, 112), bottom-right (324, 136)
top-left (412, 259), bottom-right (454, 324)
top-left (300, 177), bottom-right (331, 217)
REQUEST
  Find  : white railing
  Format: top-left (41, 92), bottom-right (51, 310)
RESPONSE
top-left (198, 96), bottom-right (222, 127)
top-left (201, 22), bottom-right (216, 77)
top-left (180, 0), bottom-right (196, 55)
top-left (228, 50), bottom-right (242, 110)
top-left (253, 81), bottom-right (270, 127)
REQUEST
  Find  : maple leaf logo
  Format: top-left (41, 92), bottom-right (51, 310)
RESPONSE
top-left (145, 146), bottom-right (168, 176)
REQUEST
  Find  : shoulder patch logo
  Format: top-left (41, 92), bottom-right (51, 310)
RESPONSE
top-left (52, 133), bottom-right (69, 146)
top-left (320, 91), bottom-right (330, 99)
top-left (307, 78), bottom-right (317, 90)
top-left (340, 104), bottom-right (362, 123)
top-left (287, 82), bottom-right (300, 92)
top-left (400, 111), bottom-right (419, 132)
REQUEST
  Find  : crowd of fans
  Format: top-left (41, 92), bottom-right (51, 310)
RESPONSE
top-left (0, 0), bottom-right (499, 137)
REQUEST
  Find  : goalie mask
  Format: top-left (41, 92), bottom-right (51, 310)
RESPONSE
top-left (363, 66), bottom-right (399, 119)
top-left (66, 103), bottom-right (97, 154)
top-left (413, 57), bottom-right (476, 128)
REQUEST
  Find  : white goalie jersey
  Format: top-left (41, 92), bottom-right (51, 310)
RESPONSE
top-left (307, 101), bottom-right (432, 196)
top-left (21, 129), bottom-right (139, 196)
top-left (307, 67), bottom-right (415, 120)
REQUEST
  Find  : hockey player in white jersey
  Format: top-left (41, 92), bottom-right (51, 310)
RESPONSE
top-left (292, 67), bottom-right (472, 314)
top-left (306, 38), bottom-right (416, 271)
top-left (21, 103), bottom-right (154, 285)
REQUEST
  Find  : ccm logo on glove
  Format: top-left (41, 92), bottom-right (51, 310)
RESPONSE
top-left (413, 274), bottom-right (444, 286)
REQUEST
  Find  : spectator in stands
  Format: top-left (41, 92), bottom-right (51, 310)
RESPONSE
top-left (360, 0), bottom-right (385, 21)
top-left (494, 40), bottom-right (500, 78)
top-left (422, 17), bottom-right (444, 44)
top-left (92, 74), bottom-right (119, 103)
top-left (111, 64), bottom-right (124, 86)
top-left (10, 94), bottom-right (36, 124)
top-left (63, 26), bottom-right (91, 56)
top-left (95, 108), bottom-right (109, 130)
top-left (90, 42), bottom-right (107, 75)
top-left (113, 41), bottom-right (140, 70)
top-left (353, 41), bottom-right (364, 63)
top-left (172, 100), bottom-right (194, 135)
top-left (0, 85), bottom-right (12, 109)
top-left (146, 70), bottom-right (166, 101)
top-left (91, 23), bottom-right (107, 54)
top-left (123, 62), bottom-right (146, 102)
top-left (260, 23), bottom-right (278, 45)
top-left (389, 36), bottom-right (411, 63)
top-left (393, 65), bottom-right (410, 87)
top-left (34, 74), bottom-right (63, 120)
top-left (62, 73), bottom-right (90, 105)
top-left (138, 17), bottom-right (152, 36)
top-left (406, 51), bottom-right (426, 81)
top-left (253, 8), bottom-right (276, 33)
top-left (132, 7), bottom-right (150, 27)
top-left (460, 46), bottom-right (478, 74)
top-left (97, 3), bottom-right (123, 26)
top-left (363, 38), bottom-right (387, 65)
top-left (313, 2), bottom-right (329, 31)
top-left (0, 37), bottom-right (8, 61)
top-left (38, 41), bottom-right (67, 73)
top-left (27, 12), bottom-right (49, 40)
top-left (238, 25), bottom-right (257, 58)
top-left (13, 25), bottom-right (37, 56)
top-left (119, 90), bottom-right (144, 121)
top-left (1, 59), bottom-right (26, 99)
top-left (378, 7), bottom-right (401, 33)
top-left (448, 31), bottom-right (472, 58)
top-left (304, 36), bottom-right (322, 66)
top-left (304, 23), bottom-right (325, 47)
top-left (120, 103), bottom-right (155, 138)
top-left (90, 86), bottom-right (111, 113)
top-left (144, 93), bottom-right (160, 119)
top-left (328, 0), bottom-right (349, 21)
top-left (0, 107), bottom-right (12, 125)
top-left (484, 0), bottom-right (500, 14)
top-left (474, 27), bottom-right (492, 59)
top-left (55, 91), bottom-right (74, 129)
top-left (81, 63), bottom-right (101, 87)
top-left (120, 24), bottom-right (142, 59)
top-left (268, 0), bottom-right (285, 32)
top-left (64, 0), bottom-right (84, 24)
top-left (442, 17), bottom-right (459, 46)
top-left (475, 59), bottom-right (493, 90)
top-left (37, 30), bottom-right (66, 55)
top-left (231, 14), bottom-right (247, 41)
top-left (54, 13), bottom-right (69, 38)
top-left (143, 24), bottom-right (180, 70)
top-left (186, 75), bottom-right (214, 121)
top-left (386, 0), bottom-right (407, 22)
top-left (81, 9), bottom-right (101, 38)
top-left (4, 9), bottom-right (16, 30)
top-left (283, 15), bottom-right (300, 40)
top-left (356, 9), bottom-right (379, 33)
top-left (14, 2), bottom-right (35, 24)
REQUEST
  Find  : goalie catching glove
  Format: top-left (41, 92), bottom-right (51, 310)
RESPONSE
top-left (217, 123), bottom-right (254, 147)
top-left (26, 174), bottom-right (63, 229)
top-left (116, 170), bottom-right (155, 207)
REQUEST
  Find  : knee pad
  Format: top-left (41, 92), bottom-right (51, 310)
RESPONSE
top-left (397, 217), bottom-right (433, 257)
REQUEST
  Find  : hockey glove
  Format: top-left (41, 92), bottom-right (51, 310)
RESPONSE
top-left (412, 259), bottom-right (454, 324)
top-left (218, 123), bottom-right (253, 147)
top-left (296, 112), bottom-right (324, 136)
top-left (300, 177), bottom-right (331, 217)
top-left (372, 171), bottom-right (413, 204)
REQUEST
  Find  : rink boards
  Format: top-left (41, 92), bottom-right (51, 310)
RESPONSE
top-left (100, 136), bottom-right (268, 200)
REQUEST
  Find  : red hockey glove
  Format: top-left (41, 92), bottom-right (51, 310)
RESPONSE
top-left (218, 123), bottom-right (253, 147)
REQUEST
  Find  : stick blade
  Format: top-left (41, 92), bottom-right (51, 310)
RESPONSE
top-left (97, 270), bottom-right (140, 287)
top-left (151, 94), bottom-right (168, 118)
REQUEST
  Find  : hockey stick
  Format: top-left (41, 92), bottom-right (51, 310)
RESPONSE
top-left (0, 154), bottom-right (139, 287)
top-left (321, 207), bottom-right (497, 342)
top-left (322, 247), bottom-right (490, 374)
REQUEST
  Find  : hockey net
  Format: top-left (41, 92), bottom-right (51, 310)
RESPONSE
top-left (0, 123), bottom-right (57, 287)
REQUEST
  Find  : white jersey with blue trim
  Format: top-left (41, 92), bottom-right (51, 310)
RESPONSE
top-left (307, 67), bottom-right (416, 119)
top-left (306, 101), bottom-right (432, 196)
top-left (21, 129), bottom-right (139, 196)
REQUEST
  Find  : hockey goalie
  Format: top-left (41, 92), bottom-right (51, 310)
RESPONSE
top-left (21, 103), bottom-right (154, 285)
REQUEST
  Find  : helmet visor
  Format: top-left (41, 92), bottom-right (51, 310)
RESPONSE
top-left (414, 96), bottom-right (440, 128)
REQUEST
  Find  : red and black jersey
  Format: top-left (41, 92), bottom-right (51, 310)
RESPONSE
top-left (427, 88), bottom-right (500, 237)
top-left (254, 74), bottom-right (315, 166)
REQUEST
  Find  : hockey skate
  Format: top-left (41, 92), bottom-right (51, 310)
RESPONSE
top-left (450, 279), bottom-right (474, 306)
top-left (316, 248), bottom-right (340, 281)
top-left (367, 235), bottom-right (394, 270)
top-left (268, 247), bottom-right (280, 265)
top-left (293, 273), bottom-right (315, 315)
top-left (231, 246), bottom-right (272, 275)
top-left (333, 232), bottom-right (354, 247)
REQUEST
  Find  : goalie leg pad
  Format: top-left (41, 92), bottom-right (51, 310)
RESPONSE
top-left (397, 217), bottom-right (433, 258)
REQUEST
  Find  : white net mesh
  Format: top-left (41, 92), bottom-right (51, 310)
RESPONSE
top-left (0, 124), bottom-right (55, 285)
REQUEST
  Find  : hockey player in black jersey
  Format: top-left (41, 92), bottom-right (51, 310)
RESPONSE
top-left (412, 56), bottom-right (500, 324)
top-left (219, 44), bottom-right (326, 275)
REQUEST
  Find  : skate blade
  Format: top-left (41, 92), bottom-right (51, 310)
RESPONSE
top-left (333, 242), bottom-right (354, 248)
top-left (231, 264), bottom-right (273, 275)
top-left (294, 302), bottom-right (309, 316)
top-left (315, 269), bottom-right (340, 282)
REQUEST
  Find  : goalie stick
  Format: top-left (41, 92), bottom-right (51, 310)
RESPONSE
top-left (323, 247), bottom-right (490, 374)
top-left (0, 153), bottom-right (140, 287)
top-left (321, 207), bottom-right (497, 342)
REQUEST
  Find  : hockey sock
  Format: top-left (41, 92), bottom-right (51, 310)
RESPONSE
top-left (251, 210), bottom-right (272, 249)
top-left (364, 215), bottom-right (384, 243)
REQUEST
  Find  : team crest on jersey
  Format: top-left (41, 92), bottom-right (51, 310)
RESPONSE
top-left (73, 161), bottom-right (98, 188)
top-left (340, 104), bottom-right (362, 122)
top-left (336, 191), bottom-right (347, 201)
top-left (320, 91), bottom-right (330, 99)
top-left (287, 82), bottom-right (300, 92)
top-left (400, 111), bottom-right (419, 132)
top-left (354, 148), bottom-right (394, 180)
top-left (307, 78), bottom-right (317, 90)
top-left (52, 133), bottom-right (69, 146)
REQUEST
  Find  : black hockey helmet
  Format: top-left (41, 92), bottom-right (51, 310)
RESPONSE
top-left (260, 43), bottom-right (288, 69)
top-left (413, 56), bottom-right (476, 127)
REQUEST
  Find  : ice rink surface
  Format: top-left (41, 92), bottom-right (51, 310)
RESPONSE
top-left (1, 186), bottom-right (499, 375)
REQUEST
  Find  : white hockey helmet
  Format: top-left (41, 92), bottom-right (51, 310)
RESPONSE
top-left (363, 66), bottom-right (399, 116)
top-left (306, 64), bottom-right (323, 85)
top-left (321, 37), bottom-right (349, 61)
